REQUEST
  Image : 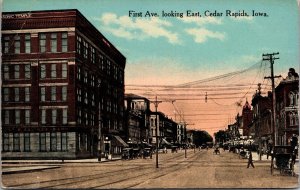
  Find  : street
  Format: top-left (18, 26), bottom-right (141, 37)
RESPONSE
top-left (2, 149), bottom-right (299, 189)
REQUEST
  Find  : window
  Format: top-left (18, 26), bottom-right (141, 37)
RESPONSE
top-left (25, 34), bottom-right (31, 53)
top-left (91, 47), bottom-right (95, 64)
top-left (107, 60), bottom-right (111, 75)
top-left (40, 133), bottom-right (46, 151)
top-left (99, 54), bottom-right (104, 70)
top-left (50, 133), bottom-right (57, 151)
top-left (41, 109), bottom-right (46, 124)
top-left (14, 87), bottom-right (20, 102)
top-left (78, 109), bottom-right (82, 124)
top-left (3, 65), bottom-right (9, 79)
top-left (92, 94), bottom-right (95, 106)
top-left (13, 133), bottom-right (20, 151)
top-left (62, 32), bottom-right (68, 52)
top-left (39, 34), bottom-right (46, 52)
top-left (61, 132), bottom-right (67, 151)
top-left (84, 92), bottom-right (88, 104)
top-left (76, 35), bottom-right (82, 54)
top-left (85, 112), bottom-right (88, 125)
top-left (77, 67), bottom-right (81, 80)
top-left (40, 64), bottom-right (46, 79)
top-left (15, 110), bottom-right (20, 124)
top-left (3, 133), bottom-right (9, 151)
top-left (4, 110), bottom-right (10, 124)
top-left (51, 64), bottom-right (57, 78)
top-left (83, 41), bottom-right (88, 59)
top-left (62, 63), bottom-right (67, 78)
top-left (63, 109), bottom-right (68, 124)
top-left (3, 88), bottom-right (9, 102)
top-left (14, 35), bottom-right (20, 54)
top-left (4, 36), bottom-right (10, 53)
top-left (62, 86), bottom-right (67, 101)
top-left (84, 71), bottom-right (88, 83)
top-left (51, 33), bottom-right (57, 52)
top-left (25, 64), bottom-right (31, 79)
top-left (77, 88), bottom-right (82, 102)
top-left (52, 109), bottom-right (57, 124)
top-left (25, 87), bottom-right (30, 102)
top-left (51, 86), bottom-right (56, 101)
top-left (25, 110), bottom-right (30, 125)
top-left (14, 65), bottom-right (20, 79)
top-left (41, 87), bottom-right (46, 102)
top-left (91, 75), bottom-right (95, 87)
top-left (24, 133), bottom-right (31, 151)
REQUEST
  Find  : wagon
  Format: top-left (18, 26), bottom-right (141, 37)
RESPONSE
top-left (270, 145), bottom-right (295, 176)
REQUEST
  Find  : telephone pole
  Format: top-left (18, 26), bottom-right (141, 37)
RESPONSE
top-left (151, 96), bottom-right (162, 168)
top-left (263, 52), bottom-right (281, 146)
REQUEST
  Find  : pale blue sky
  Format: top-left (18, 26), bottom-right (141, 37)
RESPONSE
top-left (3, 0), bottom-right (299, 86)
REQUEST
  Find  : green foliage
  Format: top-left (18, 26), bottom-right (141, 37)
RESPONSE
top-left (192, 130), bottom-right (213, 147)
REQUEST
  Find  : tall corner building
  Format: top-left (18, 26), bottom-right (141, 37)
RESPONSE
top-left (1, 9), bottom-right (126, 159)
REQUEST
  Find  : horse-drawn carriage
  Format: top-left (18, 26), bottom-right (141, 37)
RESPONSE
top-left (270, 145), bottom-right (296, 176)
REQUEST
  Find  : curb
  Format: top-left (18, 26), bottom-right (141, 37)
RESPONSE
top-left (2, 158), bottom-right (122, 165)
top-left (2, 166), bottom-right (61, 174)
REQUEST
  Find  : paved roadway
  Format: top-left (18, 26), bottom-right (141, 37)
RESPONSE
top-left (2, 149), bottom-right (299, 189)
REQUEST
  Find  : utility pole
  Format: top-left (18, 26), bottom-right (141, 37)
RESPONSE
top-left (263, 52), bottom-right (281, 146)
top-left (151, 96), bottom-right (162, 168)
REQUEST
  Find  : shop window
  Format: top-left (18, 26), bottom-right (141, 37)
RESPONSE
top-left (24, 133), bottom-right (31, 152)
top-left (39, 133), bottom-right (46, 151)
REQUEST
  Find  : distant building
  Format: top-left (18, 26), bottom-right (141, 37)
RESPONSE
top-left (275, 68), bottom-right (299, 145)
top-left (242, 100), bottom-right (253, 137)
top-left (1, 9), bottom-right (126, 159)
top-left (124, 94), bottom-right (151, 146)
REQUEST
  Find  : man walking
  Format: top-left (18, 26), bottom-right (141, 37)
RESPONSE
top-left (247, 151), bottom-right (255, 168)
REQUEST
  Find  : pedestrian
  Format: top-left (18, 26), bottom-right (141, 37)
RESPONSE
top-left (247, 151), bottom-right (255, 168)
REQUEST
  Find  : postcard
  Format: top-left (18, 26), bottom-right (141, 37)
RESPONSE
top-left (1, 0), bottom-right (299, 189)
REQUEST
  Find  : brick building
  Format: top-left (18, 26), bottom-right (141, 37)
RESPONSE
top-left (124, 94), bottom-right (151, 146)
top-left (251, 89), bottom-right (272, 149)
top-left (1, 9), bottom-right (126, 159)
top-left (241, 100), bottom-right (253, 137)
top-left (275, 68), bottom-right (299, 145)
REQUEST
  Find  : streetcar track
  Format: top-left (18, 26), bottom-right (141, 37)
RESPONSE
top-left (92, 151), bottom-right (202, 189)
top-left (6, 151), bottom-right (202, 189)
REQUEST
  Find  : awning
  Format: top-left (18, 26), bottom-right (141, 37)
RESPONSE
top-left (160, 138), bottom-right (172, 146)
top-left (112, 136), bottom-right (129, 147)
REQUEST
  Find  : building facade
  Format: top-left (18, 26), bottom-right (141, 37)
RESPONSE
top-left (1, 9), bottom-right (126, 159)
top-left (242, 100), bottom-right (253, 137)
top-left (275, 68), bottom-right (299, 145)
top-left (251, 89), bottom-right (272, 150)
top-left (124, 94), bottom-right (151, 146)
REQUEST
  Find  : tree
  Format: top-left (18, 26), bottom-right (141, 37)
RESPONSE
top-left (214, 130), bottom-right (227, 144)
top-left (193, 130), bottom-right (213, 147)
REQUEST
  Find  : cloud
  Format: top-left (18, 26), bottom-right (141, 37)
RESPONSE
top-left (185, 28), bottom-right (225, 43)
top-left (96, 13), bottom-right (181, 44)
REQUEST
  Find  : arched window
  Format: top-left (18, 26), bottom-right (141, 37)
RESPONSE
top-left (289, 112), bottom-right (294, 126)
top-left (294, 92), bottom-right (299, 106)
top-left (289, 92), bottom-right (294, 106)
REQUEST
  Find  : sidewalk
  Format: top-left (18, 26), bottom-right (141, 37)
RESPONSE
top-left (2, 157), bottom-right (122, 164)
top-left (2, 157), bottom-right (122, 174)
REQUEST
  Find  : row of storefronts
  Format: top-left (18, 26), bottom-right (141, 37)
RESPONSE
top-left (226, 68), bottom-right (299, 151)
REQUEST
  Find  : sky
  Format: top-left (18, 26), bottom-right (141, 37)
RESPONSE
top-left (2, 0), bottom-right (299, 137)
